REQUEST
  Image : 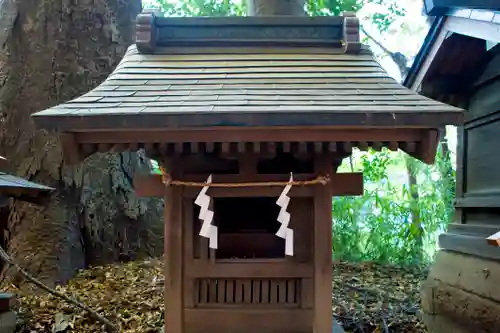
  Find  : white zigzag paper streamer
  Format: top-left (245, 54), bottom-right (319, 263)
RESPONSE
top-left (276, 173), bottom-right (294, 256)
top-left (194, 175), bottom-right (217, 249)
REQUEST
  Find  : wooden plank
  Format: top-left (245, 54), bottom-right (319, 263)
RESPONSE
top-left (183, 308), bottom-right (312, 333)
top-left (287, 279), bottom-right (297, 304)
top-left (261, 280), bottom-right (270, 304)
top-left (135, 173), bottom-right (363, 198)
top-left (115, 66), bottom-right (384, 74)
top-left (439, 232), bottom-right (500, 260)
top-left (418, 129), bottom-right (439, 164)
top-left (270, 280), bottom-right (279, 304)
top-left (110, 72), bottom-right (390, 80)
top-left (253, 280), bottom-right (261, 304)
top-left (119, 52), bottom-right (376, 62)
top-left (226, 280), bottom-right (235, 304)
top-left (75, 128), bottom-right (429, 145)
top-left (108, 77), bottom-right (399, 87)
top-left (164, 182), bottom-right (184, 333)
top-left (277, 280), bottom-right (287, 303)
top-left (313, 156), bottom-right (333, 333)
top-left (243, 279), bottom-right (253, 304)
top-left (183, 200), bottom-right (195, 308)
top-left (111, 84), bottom-right (408, 93)
top-left (186, 260), bottom-right (312, 278)
top-left (301, 278), bottom-right (313, 309)
top-left (217, 279), bottom-right (226, 304)
top-left (209, 279), bottom-right (218, 303)
top-left (235, 279), bottom-right (244, 303)
top-left (455, 194), bottom-right (500, 208)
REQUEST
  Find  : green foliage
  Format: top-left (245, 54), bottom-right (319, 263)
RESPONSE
top-left (332, 148), bottom-right (455, 265)
top-left (156, 0), bottom-right (246, 16)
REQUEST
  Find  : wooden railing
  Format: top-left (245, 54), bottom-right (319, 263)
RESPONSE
top-left (195, 278), bottom-right (301, 307)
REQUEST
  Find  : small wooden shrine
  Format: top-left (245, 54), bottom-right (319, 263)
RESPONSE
top-left (32, 12), bottom-right (463, 333)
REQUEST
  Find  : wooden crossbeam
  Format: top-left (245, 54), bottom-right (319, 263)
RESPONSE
top-left (134, 172), bottom-right (363, 198)
top-left (487, 231), bottom-right (500, 247)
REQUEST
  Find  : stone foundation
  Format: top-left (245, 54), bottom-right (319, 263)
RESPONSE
top-left (421, 250), bottom-right (500, 333)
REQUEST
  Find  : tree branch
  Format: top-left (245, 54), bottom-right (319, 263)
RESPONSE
top-left (360, 24), bottom-right (409, 79)
top-left (0, 245), bottom-right (119, 332)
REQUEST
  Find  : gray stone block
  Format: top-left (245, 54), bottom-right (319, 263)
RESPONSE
top-left (0, 311), bottom-right (16, 333)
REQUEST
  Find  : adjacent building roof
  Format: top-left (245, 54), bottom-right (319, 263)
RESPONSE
top-left (0, 172), bottom-right (53, 204)
top-left (0, 156), bottom-right (54, 204)
top-left (32, 14), bottom-right (462, 132)
top-left (423, 0), bottom-right (500, 16)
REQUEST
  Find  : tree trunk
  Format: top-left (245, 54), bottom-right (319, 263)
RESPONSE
top-left (0, 0), bottom-right (164, 289)
top-left (247, 0), bottom-right (306, 16)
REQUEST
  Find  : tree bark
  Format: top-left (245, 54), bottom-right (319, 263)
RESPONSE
top-left (0, 0), bottom-right (163, 289)
top-left (247, 0), bottom-right (306, 16)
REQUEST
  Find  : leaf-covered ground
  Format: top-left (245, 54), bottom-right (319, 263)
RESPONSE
top-left (9, 258), bottom-right (428, 332)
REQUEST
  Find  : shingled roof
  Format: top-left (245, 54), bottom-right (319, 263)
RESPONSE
top-left (31, 12), bottom-right (463, 164)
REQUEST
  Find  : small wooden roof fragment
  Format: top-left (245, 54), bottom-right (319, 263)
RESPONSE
top-left (0, 156), bottom-right (54, 204)
top-left (30, 12), bottom-right (464, 164)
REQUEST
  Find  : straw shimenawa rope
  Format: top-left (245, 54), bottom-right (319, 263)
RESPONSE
top-left (159, 167), bottom-right (330, 188)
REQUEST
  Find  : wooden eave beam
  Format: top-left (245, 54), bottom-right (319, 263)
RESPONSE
top-left (72, 127), bottom-right (427, 144)
top-left (59, 127), bottom-right (441, 165)
top-left (133, 173), bottom-right (364, 198)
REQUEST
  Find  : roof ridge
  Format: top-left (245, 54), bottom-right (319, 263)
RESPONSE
top-left (135, 11), bottom-right (361, 54)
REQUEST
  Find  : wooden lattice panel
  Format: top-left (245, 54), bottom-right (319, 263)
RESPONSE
top-left (195, 278), bottom-right (300, 306)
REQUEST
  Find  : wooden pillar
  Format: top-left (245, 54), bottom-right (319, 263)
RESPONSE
top-left (163, 159), bottom-right (184, 333)
top-left (313, 155), bottom-right (333, 333)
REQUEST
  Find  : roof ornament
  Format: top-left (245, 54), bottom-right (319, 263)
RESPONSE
top-left (341, 11), bottom-right (362, 53)
top-left (136, 11), bottom-right (159, 53)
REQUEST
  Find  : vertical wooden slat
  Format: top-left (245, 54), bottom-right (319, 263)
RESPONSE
top-left (199, 279), bottom-right (208, 304)
top-left (419, 129), bottom-right (439, 164)
top-left (313, 155), bottom-right (333, 333)
top-left (183, 200), bottom-right (195, 308)
top-left (243, 279), bottom-right (253, 304)
top-left (209, 279), bottom-right (218, 303)
top-left (270, 279), bottom-right (279, 304)
top-left (291, 199), bottom-right (313, 263)
top-left (277, 280), bottom-right (287, 303)
top-left (283, 142), bottom-right (292, 153)
top-left (253, 280), bottom-right (262, 304)
top-left (198, 227), bottom-right (209, 260)
top-left (235, 279), bottom-right (244, 303)
top-left (261, 279), bottom-right (270, 304)
top-left (287, 279), bottom-right (297, 304)
top-left (164, 179), bottom-right (184, 333)
top-left (193, 217), bottom-right (201, 259)
top-left (217, 279), bottom-right (226, 304)
top-left (226, 280), bottom-right (235, 303)
top-left (327, 142), bottom-right (337, 153)
top-left (195, 279), bottom-right (201, 304)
